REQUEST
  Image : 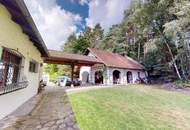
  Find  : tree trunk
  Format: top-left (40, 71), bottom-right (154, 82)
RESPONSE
top-left (180, 55), bottom-right (188, 80)
top-left (138, 42), bottom-right (141, 61)
top-left (158, 30), bottom-right (182, 80)
top-left (164, 40), bottom-right (182, 79)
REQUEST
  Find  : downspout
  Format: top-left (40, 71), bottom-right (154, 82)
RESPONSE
top-left (0, 46), bottom-right (2, 58)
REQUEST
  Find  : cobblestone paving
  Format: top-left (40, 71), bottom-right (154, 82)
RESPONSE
top-left (5, 88), bottom-right (79, 130)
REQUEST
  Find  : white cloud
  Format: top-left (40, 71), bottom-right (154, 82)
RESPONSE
top-left (24, 0), bottom-right (82, 50)
top-left (86, 0), bottom-right (131, 32)
top-left (79, 0), bottom-right (89, 5)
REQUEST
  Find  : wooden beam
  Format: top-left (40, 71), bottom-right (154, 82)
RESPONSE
top-left (43, 59), bottom-right (96, 66)
top-left (71, 64), bottom-right (74, 82)
top-left (44, 57), bottom-right (98, 64)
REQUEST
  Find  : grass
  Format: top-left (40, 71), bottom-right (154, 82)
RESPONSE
top-left (68, 85), bottom-right (190, 130)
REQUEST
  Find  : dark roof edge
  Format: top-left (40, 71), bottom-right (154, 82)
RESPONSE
top-left (0, 0), bottom-right (49, 57)
top-left (15, 0), bottom-right (49, 56)
top-left (107, 65), bottom-right (145, 70)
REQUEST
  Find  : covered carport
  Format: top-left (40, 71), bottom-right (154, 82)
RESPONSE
top-left (43, 50), bottom-right (102, 84)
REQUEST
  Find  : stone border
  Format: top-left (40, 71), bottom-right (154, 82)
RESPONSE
top-left (65, 85), bottom-right (114, 94)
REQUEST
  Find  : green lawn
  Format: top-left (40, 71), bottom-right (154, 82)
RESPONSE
top-left (68, 85), bottom-right (190, 130)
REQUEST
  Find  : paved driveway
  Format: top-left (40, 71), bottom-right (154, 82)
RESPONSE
top-left (3, 86), bottom-right (79, 130)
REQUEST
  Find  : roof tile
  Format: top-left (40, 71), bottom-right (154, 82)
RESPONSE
top-left (88, 48), bottom-right (144, 70)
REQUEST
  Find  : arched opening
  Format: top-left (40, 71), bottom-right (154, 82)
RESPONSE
top-left (82, 71), bottom-right (89, 84)
top-left (95, 71), bottom-right (103, 84)
top-left (127, 71), bottom-right (133, 83)
top-left (113, 70), bottom-right (121, 84)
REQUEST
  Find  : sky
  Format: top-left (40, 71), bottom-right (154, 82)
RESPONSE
top-left (24, 0), bottom-right (131, 50)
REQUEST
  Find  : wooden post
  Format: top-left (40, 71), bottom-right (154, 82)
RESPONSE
top-left (71, 64), bottom-right (74, 87)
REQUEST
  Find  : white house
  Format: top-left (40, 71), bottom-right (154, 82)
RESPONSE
top-left (0, 0), bottom-right (147, 120)
top-left (80, 48), bottom-right (147, 85)
top-left (0, 0), bottom-right (48, 119)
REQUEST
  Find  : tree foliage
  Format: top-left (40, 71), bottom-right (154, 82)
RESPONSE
top-left (63, 24), bottom-right (104, 54)
top-left (43, 64), bottom-right (71, 80)
top-left (62, 0), bottom-right (190, 81)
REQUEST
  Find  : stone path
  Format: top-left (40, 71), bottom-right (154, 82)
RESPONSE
top-left (3, 87), bottom-right (79, 130)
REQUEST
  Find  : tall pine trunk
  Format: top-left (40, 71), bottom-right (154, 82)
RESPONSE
top-left (138, 42), bottom-right (141, 61)
top-left (163, 38), bottom-right (182, 79)
top-left (157, 29), bottom-right (182, 79)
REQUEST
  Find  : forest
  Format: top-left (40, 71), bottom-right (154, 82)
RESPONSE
top-left (45, 0), bottom-right (190, 84)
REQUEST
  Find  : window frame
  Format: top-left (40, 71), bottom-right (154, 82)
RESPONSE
top-left (29, 60), bottom-right (39, 73)
top-left (1, 49), bottom-right (22, 85)
top-left (0, 47), bottom-right (28, 95)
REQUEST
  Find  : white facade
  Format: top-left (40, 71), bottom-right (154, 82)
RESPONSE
top-left (79, 66), bottom-right (91, 84)
top-left (80, 66), bottom-right (147, 85)
top-left (80, 49), bottom-right (147, 85)
top-left (0, 4), bottom-right (44, 119)
top-left (106, 67), bottom-right (146, 84)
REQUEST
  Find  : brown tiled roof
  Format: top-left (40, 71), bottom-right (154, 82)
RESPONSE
top-left (87, 48), bottom-right (145, 70)
top-left (44, 50), bottom-right (101, 66)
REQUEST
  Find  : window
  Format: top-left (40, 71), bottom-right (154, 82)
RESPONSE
top-left (1, 49), bottom-right (21, 85)
top-left (0, 48), bottom-right (28, 95)
top-left (29, 60), bottom-right (38, 73)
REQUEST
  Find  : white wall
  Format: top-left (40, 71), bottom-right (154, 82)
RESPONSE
top-left (79, 66), bottom-right (91, 84)
top-left (0, 4), bottom-right (42, 119)
top-left (80, 65), bottom-right (105, 84)
top-left (106, 67), bottom-right (146, 85)
top-left (80, 65), bottom-right (147, 85)
top-left (80, 50), bottom-right (105, 84)
top-left (81, 47), bottom-right (147, 85)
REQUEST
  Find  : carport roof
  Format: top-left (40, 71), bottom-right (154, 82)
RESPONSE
top-left (43, 50), bottom-right (102, 66)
